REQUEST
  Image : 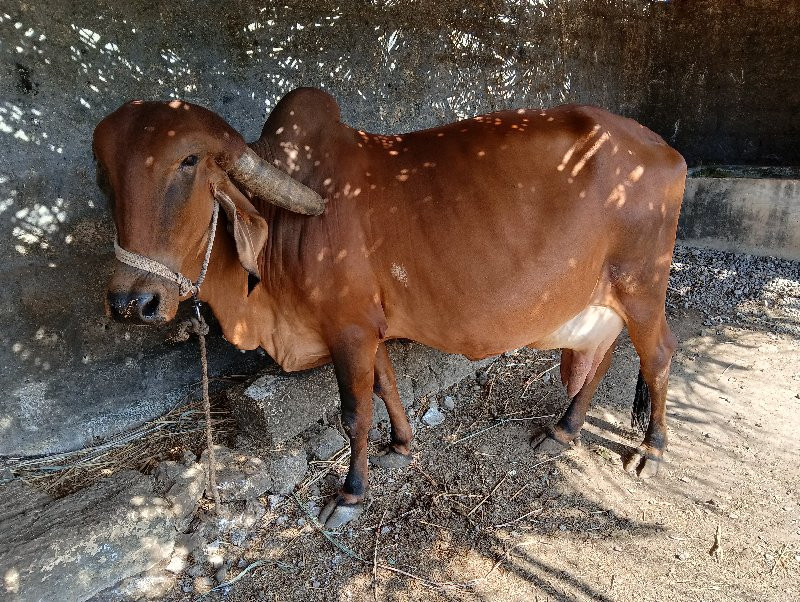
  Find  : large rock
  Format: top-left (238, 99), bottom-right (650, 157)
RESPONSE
top-left (201, 444), bottom-right (308, 501)
top-left (390, 342), bottom-right (495, 403)
top-left (230, 363), bottom-right (338, 447)
top-left (0, 481), bottom-right (52, 525)
top-left (267, 449), bottom-right (308, 495)
top-left (152, 456), bottom-right (207, 532)
top-left (0, 463), bottom-right (205, 602)
top-left (228, 340), bottom-right (494, 445)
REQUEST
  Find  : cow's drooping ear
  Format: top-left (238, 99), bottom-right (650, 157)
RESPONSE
top-left (212, 178), bottom-right (268, 295)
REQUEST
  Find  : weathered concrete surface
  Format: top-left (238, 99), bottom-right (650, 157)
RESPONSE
top-left (1, 0), bottom-right (798, 457)
top-left (0, 463), bottom-right (204, 602)
top-left (266, 449), bottom-right (308, 495)
top-left (199, 444), bottom-right (307, 501)
top-left (305, 425), bottom-right (347, 461)
top-left (0, 480), bottom-right (51, 524)
top-left (679, 168), bottom-right (800, 261)
top-left (0, 322), bottom-right (265, 458)
top-left (88, 567), bottom-right (176, 602)
top-left (229, 340), bottom-right (493, 445)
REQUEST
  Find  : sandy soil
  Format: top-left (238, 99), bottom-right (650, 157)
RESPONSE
top-left (163, 306), bottom-right (799, 602)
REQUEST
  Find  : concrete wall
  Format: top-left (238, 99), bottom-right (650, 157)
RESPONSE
top-left (2, 0), bottom-right (798, 457)
top-left (679, 168), bottom-right (800, 260)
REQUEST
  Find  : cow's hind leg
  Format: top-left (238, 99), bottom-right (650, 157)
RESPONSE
top-left (622, 315), bottom-right (677, 478)
top-left (318, 326), bottom-right (378, 528)
top-left (370, 342), bottom-right (414, 469)
top-left (531, 340), bottom-right (616, 454)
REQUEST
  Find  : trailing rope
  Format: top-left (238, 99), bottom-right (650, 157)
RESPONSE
top-left (184, 312), bottom-right (221, 514)
top-left (113, 196), bottom-right (222, 514)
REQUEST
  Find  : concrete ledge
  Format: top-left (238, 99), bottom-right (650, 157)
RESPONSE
top-left (0, 326), bottom-right (263, 458)
top-left (0, 465), bottom-right (204, 602)
top-left (678, 167), bottom-right (800, 260)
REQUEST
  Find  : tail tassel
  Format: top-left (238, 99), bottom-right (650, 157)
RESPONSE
top-left (631, 370), bottom-right (651, 432)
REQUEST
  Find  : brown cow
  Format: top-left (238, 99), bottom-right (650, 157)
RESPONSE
top-left (94, 88), bottom-right (686, 527)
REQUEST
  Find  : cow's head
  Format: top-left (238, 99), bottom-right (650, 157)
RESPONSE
top-left (93, 100), bottom-right (324, 324)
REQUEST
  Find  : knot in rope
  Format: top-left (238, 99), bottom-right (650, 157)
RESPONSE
top-left (173, 315), bottom-right (210, 342)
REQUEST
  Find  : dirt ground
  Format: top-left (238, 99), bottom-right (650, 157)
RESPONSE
top-left (164, 305), bottom-right (800, 602)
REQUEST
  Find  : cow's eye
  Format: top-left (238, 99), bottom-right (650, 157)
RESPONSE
top-left (180, 154), bottom-right (199, 168)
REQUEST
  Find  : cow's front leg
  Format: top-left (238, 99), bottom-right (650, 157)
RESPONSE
top-left (370, 342), bottom-right (414, 469)
top-left (318, 325), bottom-right (377, 528)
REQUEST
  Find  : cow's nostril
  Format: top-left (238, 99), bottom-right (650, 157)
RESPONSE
top-left (107, 291), bottom-right (163, 324)
top-left (140, 293), bottom-right (161, 319)
top-left (107, 291), bottom-right (131, 321)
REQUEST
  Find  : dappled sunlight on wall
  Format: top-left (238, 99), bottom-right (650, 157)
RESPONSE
top-left (0, 1), bottom-right (596, 264)
top-left (0, 1), bottom-right (590, 417)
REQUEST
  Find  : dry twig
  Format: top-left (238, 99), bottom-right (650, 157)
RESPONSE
top-left (291, 494), bottom-right (473, 592)
top-left (295, 448), bottom-right (350, 495)
top-left (770, 543), bottom-right (793, 576)
top-left (521, 363), bottom-right (560, 398)
top-left (709, 524), bottom-right (723, 562)
top-left (492, 507), bottom-right (544, 529)
top-left (4, 399), bottom-right (233, 497)
top-left (447, 414), bottom-right (553, 447)
top-left (208, 560), bottom-right (267, 594)
top-left (467, 472), bottom-right (510, 517)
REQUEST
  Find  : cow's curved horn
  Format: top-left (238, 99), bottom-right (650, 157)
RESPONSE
top-left (227, 147), bottom-right (325, 216)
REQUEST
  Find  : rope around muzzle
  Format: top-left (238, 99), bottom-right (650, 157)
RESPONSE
top-left (113, 200), bottom-right (219, 297)
top-left (113, 198), bottom-right (222, 514)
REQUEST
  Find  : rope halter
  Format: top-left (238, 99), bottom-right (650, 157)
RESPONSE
top-left (113, 199), bottom-right (220, 298)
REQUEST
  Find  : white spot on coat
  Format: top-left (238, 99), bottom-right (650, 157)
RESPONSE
top-left (391, 263), bottom-right (408, 286)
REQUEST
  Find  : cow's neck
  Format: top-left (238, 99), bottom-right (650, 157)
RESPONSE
top-left (197, 226), bottom-right (329, 371)
top-left (197, 229), bottom-right (274, 350)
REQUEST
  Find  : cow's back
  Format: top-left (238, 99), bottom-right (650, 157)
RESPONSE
top-left (348, 106), bottom-right (684, 356)
top-left (255, 93), bottom-right (685, 362)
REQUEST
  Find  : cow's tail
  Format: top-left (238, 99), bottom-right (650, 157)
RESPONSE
top-left (631, 370), bottom-right (650, 432)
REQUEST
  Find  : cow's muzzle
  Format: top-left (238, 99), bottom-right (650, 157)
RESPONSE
top-left (108, 198), bottom-right (220, 326)
top-left (107, 290), bottom-right (166, 324)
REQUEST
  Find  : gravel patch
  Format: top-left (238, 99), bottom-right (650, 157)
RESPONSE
top-left (668, 244), bottom-right (800, 335)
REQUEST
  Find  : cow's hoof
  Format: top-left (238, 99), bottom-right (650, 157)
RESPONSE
top-left (369, 449), bottom-right (413, 469)
top-left (318, 499), bottom-right (364, 529)
top-left (530, 431), bottom-right (570, 455)
top-left (623, 447), bottom-right (661, 479)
